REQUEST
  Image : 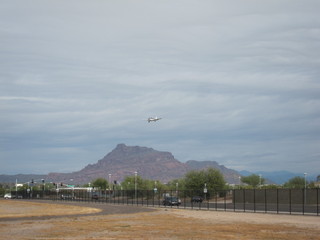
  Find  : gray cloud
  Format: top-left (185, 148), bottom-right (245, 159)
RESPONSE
top-left (1, 0), bottom-right (319, 176)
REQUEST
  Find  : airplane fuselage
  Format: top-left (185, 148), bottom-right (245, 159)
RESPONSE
top-left (147, 117), bottom-right (162, 122)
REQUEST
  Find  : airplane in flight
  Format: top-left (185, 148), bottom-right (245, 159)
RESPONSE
top-left (147, 116), bottom-right (162, 123)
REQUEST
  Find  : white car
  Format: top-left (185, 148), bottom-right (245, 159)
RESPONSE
top-left (4, 193), bottom-right (12, 199)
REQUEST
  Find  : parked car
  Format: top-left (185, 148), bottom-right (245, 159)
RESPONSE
top-left (92, 194), bottom-right (99, 200)
top-left (4, 193), bottom-right (12, 199)
top-left (191, 196), bottom-right (203, 203)
top-left (162, 196), bottom-right (181, 206)
top-left (61, 194), bottom-right (74, 200)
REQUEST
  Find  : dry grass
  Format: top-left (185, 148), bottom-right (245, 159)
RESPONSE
top-left (0, 200), bottom-right (101, 218)
top-left (0, 200), bottom-right (319, 240)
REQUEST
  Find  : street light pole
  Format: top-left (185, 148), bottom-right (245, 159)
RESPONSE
top-left (204, 183), bottom-right (207, 201)
top-left (176, 182), bottom-right (179, 197)
top-left (154, 181), bottom-right (157, 194)
top-left (259, 174), bottom-right (262, 189)
top-left (304, 173), bottom-right (307, 204)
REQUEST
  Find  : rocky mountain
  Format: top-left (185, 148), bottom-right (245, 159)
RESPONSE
top-left (46, 144), bottom-right (241, 185)
top-left (2, 144), bottom-right (242, 185)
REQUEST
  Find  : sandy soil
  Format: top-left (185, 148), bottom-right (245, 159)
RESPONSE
top-left (0, 200), bottom-right (319, 240)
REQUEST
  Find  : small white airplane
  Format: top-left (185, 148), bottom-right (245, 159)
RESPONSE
top-left (147, 116), bottom-right (162, 123)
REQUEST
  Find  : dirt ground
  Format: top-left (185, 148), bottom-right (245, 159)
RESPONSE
top-left (0, 199), bottom-right (319, 240)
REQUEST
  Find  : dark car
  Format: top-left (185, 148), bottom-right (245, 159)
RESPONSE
top-left (92, 194), bottom-right (99, 200)
top-left (191, 196), bottom-right (203, 203)
top-left (162, 196), bottom-right (181, 206)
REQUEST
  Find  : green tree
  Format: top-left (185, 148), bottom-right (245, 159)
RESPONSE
top-left (283, 176), bottom-right (306, 189)
top-left (0, 184), bottom-right (5, 196)
top-left (166, 178), bottom-right (185, 191)
top-left (122, 175), bottom-right (143, 190)
top-left (44, 183), bottom-right (56, 191)
top-left (184, 168), bottom-right (226, 193)
top-left (152, 180), bottom-right (168, 192)
top-left (122, 175), bottom-right (150, 190)
top-left (121, 175), bottom-right (166, 191)
top-left (16, 184), bottom-right (31, 191)
top-left (91, 178), bottom-right (108, 190)
top-left (241, 174), bottom-right (265, 188)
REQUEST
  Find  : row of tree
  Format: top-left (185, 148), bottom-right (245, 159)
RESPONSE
top-left (1, 169), bottom-right (318, 195)
top-left (88, 169), bottom-right (318, 192)
top-left (89, 168), bottom-right (226, 193)
top-left (241, 175), bottom-right (320, 189)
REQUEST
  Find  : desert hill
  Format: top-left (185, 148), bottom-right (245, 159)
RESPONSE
top-left (46, 144), bottom-right (241, 185)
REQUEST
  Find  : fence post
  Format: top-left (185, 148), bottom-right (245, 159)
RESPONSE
top-left (302, 188), bottom-right (305, 215)
top-left (289, 189), bottom-right (292, 215)
top-left (126, 190), bottom-right (128, 205)
top-left (152, 190), bottom-right (154, 207)
top-left (253, 189), bottom-right (256, 213)
top-left (207, 190), bottom-right (209, 210)
top-left (277, 189), bottom-right (279, 214)
top-left (317, 188), bottom-right (319, 216)
top-left (233, 190), bottom-right (235, 212)
top-left (264, 189), bottom-right (267, 213)
top-left (243, 189), bottom-right (246, 212)
top-left (224, 191), bottom-right (227, 211)
top-left (215, 191), bottom-right (218, 211)
top-left (184, 190), bottom-right (187, 209)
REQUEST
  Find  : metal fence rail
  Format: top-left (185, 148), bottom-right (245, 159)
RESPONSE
top-left (11, 188), bottom-right (319, 216)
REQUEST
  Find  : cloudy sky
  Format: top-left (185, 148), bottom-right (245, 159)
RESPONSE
top-left (1, 0), bottom-right (319, 176)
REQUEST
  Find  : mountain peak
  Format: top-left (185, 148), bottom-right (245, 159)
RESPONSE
top-left (75, 144), bottom-right (186, 183)
top-left (112, 143), bottom-right (154, 154)
top-left (115, 143), bottom-right (127, 149)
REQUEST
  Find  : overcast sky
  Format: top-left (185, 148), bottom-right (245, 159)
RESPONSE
top-left (1, 0), bottom-right (319, 176)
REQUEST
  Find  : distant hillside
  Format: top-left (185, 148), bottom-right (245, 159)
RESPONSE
top-left (0, 174), bottom-right (46, 184)
top-left (47, 144), bottom-right (189, 184)
top-left (1, 144), bottom-right (242, 185)
top-left (239, 170), bottom-right (317, 185)
top-left (46, 144), bottom-right (242, 185)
